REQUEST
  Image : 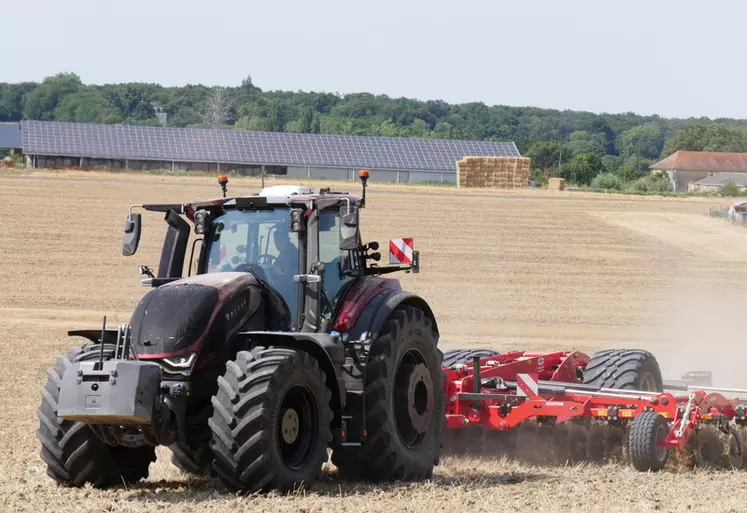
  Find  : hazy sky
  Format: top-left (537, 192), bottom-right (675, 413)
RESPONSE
top-left (5, 0), bottom-right (747, 119)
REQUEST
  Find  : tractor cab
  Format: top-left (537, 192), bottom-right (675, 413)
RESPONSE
top-left (121, 171), bottom-right (418, 333)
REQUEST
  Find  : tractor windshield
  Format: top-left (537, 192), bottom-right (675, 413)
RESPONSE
top-left (205, 209), bottom-right (300, 318)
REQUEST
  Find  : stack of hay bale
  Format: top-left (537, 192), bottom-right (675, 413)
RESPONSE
top-left (456, 156), bottom-right (532, 189)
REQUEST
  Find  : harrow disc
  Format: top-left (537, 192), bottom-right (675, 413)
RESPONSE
top-left (585, 422), bottom-right (627, 464)
top-left (516, 421), bottom-right (557, 465)
top-left (552, 422), bottom-right (588, 464)
top-left (692, 426), bottom-right (725, 469)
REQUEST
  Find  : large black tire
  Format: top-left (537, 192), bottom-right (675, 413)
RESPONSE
top-left (628, 411), bottom-right (669, 471)
top-left (332, 306), bottom-right (444, 481)
top-left (583, 349), bottom-right (663, 392)
top-left (169, 402), bottom-right (215, 476)
top-left (208, 347), bottom-right (333, 493)
top-left (442, 348), bottom-right (500, 369)
top-left (36, 344), bottom-right (156, 488)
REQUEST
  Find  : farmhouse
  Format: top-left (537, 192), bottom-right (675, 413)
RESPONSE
top-left (19, 120), bottom-right (521, 184)
top-left (650, 150), bottom-right (747, 192)
top-left (687, 172), bottom-right (747, 193)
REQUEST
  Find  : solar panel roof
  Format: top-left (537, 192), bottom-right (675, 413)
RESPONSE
top-left (0, 123), bottom-right (21, 150)
top-left (21, 120), bottom-right (520, 172)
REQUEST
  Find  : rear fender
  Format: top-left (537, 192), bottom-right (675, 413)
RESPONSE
top-left (344, 288), bottom-right (439, 346)
top-left (233, 331), bottom-right (346, 419)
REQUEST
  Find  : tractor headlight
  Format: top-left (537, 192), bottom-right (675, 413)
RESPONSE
top-left (290, 209), bottom-right (303, 232)
top-left (162, 353), bottom-right (197, 369)
top-left (194, 210), bottom-right (210, 235)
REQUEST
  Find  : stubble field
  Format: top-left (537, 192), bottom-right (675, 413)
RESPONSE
top-left (3, 170), bottom-right (747, 512)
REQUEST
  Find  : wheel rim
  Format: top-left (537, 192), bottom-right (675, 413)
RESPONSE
top-left (277, 385), bottom-right (318, 470)
top-left (394, 349), bottom-right (434, 448)
top-left (654, 422), bottom-right (668, 462)
top-left (639, 373), bottom-right (658, 392)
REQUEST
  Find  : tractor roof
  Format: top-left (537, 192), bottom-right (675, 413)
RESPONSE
top-left (180, 186), bottom-right (362, 218)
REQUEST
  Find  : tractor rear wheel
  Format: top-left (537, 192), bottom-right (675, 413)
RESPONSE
top-left (442, 348), bottom-right (500, 369)
top-left (628, 411), bottom-right (669, 471)
top-left (36, 344), bottom-right (156, 488)
top-left (332, 306), bottom-right (444, 481)
top-left (583, 349), bottom-right (663, 392)
top-left (208, 347), bottom-right (333, 493)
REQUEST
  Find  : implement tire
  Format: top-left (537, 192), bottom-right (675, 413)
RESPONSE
top-left (36, 344), bottom-right (156, 488)
top-left (332, 306), bottom-right (444, 481)
top-left (583, 349), bottom-right (663, 392)
top-left (208, 347), bottom-right (333, 493)
top-left (442, 348), bottom-right (500, 369)
top-left (628, 411), bottom-right (669, 471)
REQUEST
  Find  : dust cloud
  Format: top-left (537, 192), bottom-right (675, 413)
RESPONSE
top-left (633, 279), bottom-right (747, 390)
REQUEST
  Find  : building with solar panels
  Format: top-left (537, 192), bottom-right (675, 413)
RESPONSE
top-left (20, 120), bottom-right (521, 183)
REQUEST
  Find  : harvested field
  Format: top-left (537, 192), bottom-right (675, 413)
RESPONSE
top-left (3, 170), bottom-right (747, 512)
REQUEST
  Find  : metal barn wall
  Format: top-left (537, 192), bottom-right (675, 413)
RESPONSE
top-left (286, 166), bottom-right (455, 183)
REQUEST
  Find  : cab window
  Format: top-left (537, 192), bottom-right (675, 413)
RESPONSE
top-left (318, 209), bottom-right (356, 317)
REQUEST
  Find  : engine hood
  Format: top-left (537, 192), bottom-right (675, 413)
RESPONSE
top-left (130, 272), bottom-right (264, 358)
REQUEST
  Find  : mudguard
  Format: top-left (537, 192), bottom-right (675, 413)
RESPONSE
top-left (343, 287), bottom-right (439, 346)
top-left (232, 331), bottom-right (346, 413)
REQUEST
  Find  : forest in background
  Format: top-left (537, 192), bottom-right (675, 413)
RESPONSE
top-left (4, 72), bottom-right (747, 191)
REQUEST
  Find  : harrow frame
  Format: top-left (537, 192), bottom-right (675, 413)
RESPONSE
top-left (442, 351), bottom-right (747, 471)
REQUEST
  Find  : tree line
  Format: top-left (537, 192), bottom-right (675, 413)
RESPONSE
top-left (4, 72), bottom-right (747, 188)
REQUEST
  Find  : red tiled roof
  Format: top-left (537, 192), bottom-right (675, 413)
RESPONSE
top-left (651, 151), bottom-right (747, 172)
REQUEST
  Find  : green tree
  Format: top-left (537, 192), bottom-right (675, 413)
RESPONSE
top-left (0, 82), bottom-right (37, 121)
top-left (567, 131), bottom-right (606, 157)
top-left (617, 155), bottom-right (653, 182)
top-left (525, 141), bottom-right (567, 171)
top-left (558, 153), bottom-right (604, 185)
top-left (662, 123), bottom-right (747, 156)
top-left (54, 91), bottom-right (117, 123)
top-left (616, 123), bottom-right (664, 159)
top-left (601, 154), bottom-right (622, 174)
top-left (310, 114), bottom-right (321, 134)
top-left (22, 73), bottom-right (82, 120)
top-left (720, 180), bottom-right (740, 197)
top-left (298, 104), bottom-right (314, 133)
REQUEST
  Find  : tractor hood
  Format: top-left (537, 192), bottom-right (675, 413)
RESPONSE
top-left (129, 273), bottom-right (265, 358)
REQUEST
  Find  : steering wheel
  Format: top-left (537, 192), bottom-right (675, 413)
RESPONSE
top-left (257, 254), bottom-right (277, 266)
top-left (232, 262), bottom-right (269, 281)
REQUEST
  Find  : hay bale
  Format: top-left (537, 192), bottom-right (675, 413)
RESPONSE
top-left (548, 177), bottom-right (565, 190)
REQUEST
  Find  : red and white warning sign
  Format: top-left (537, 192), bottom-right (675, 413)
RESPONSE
top-left (389, 238), bottom-right (414, 265)
top-left (516, 373), bottom-right (540, 398)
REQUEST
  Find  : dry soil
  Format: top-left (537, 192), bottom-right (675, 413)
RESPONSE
top-left (2, 171), bottom-right (747, 512)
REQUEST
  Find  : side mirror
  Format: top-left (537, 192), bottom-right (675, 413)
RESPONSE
top-left (122, 213), bottom-right (142, 256)
top-left (339, 206), bottom-right (360, 250)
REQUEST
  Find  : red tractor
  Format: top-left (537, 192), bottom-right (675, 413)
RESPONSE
top-left (37, 171), bottom-right (444, 492)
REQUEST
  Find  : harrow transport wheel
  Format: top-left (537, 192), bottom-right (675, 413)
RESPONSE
top-left (628, 411), bottom-right (669, 471)
top-left (331, 306), bottom-right (444, 481)
top-left (36, 344), bottom-right (156, 488)
top-left (583, 349), bottom-right (663, 392)
top-left (442, 348), bottom-right (500, 369)
top-left (693, 426), bottom-right (724, 469)
top-left (208, 347), bottom-right (333, 493)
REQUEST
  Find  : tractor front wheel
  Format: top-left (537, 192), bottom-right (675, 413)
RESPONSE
top-left (208, 347), bottom-right (333, 493)
top-left (332, 305), bottom-right (444, 481)
top-left (36, 344), bottom-right (156, 488)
